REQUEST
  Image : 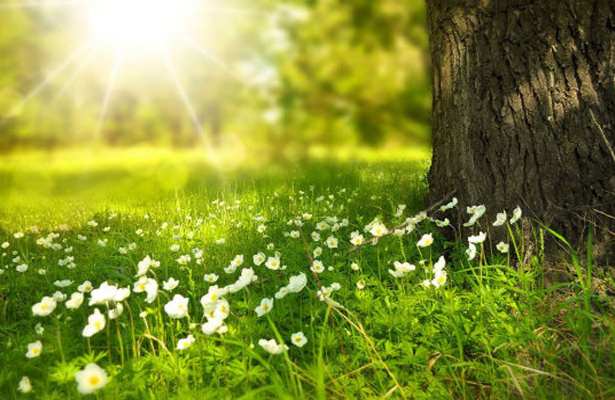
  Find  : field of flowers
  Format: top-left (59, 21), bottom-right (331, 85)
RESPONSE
top-left (0, 149), bottom-right (614, 399)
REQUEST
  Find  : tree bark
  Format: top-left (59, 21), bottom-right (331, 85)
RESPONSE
top-left (426, 0), bottom-right (615, 257)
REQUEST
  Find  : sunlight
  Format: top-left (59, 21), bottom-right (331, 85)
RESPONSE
top-left (87, 0), bottom-right (199, 52)
top-left (95, 51), bottom-right (124, 139)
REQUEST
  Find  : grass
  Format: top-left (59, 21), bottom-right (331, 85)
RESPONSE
top-left (0, 147), bottom-right (613, 399)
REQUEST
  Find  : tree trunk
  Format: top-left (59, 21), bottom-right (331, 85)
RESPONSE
top-left (426, 0), bottom-right (615, 257)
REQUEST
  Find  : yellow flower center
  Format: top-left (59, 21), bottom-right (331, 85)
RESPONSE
top-left (88, 375), bottom-right (101, 386)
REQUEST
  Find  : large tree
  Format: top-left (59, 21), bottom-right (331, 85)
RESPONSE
top-left (426, 0), bottom-right (615, 255)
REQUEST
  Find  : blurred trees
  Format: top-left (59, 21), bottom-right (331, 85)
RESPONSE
top-left (0, 0), bottom-right (431, 151)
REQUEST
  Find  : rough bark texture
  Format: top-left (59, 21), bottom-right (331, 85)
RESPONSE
top-left (427, 0), bottom-right (615, 258)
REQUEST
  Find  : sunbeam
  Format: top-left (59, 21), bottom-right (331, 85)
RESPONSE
top-left (162, 51), bottom-right (204, 138)
top-left (180, 35), bottom-right (244, 83)
top-left (1, 0), bottom-right (270, 139)
top-left (53, 48), bottom-right (96, 101)
top-left (95, 50), bottom-right (123, 140)
top-left (4, 44), bottom-right (90, 119)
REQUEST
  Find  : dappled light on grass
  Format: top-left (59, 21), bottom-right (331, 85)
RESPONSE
top-left (1, 149), bottom-right (614, 398)
top-left (0, 147), bottom-right (429, 229)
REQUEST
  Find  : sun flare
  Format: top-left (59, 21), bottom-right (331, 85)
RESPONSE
top-left (87, 0), bottom-right (200, 51)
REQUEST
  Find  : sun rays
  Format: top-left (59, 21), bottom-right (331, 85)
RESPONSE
top-left (0, 0), bottom-right (266, 140)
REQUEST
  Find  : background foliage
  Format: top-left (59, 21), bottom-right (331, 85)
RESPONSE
top-left (0, 0), bottom-right (430, 151)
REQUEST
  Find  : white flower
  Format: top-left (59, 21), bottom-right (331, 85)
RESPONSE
top-left (164, 294), bottom-right (189, 319)
top-left (313, 247), bottom-right (322, 257)
top-left (82, 309), bottom-right (106, 337)
top-left (176, 254), bottom-right (191, 265)
top-left (286, 273), bottom-right (307, 292)
top-left (496, 242), bottom-right (509, 253)
top-left (265, 256), bottom-right (281, 271)
top-left (388, 261), bottom-right (416, 278)
top-left (32, 296), bottom-right (57, 317)
top-left (89, 282), bottom-right (116, 305)
top-left (258, 338), bottom-right (288, 354)
top-left (325, 236), bottom-right (338, 249)
top-left (52, 291), bottom-right (67, 303)
top-left (162, 278), bottom-right (179, 291)
top-left (466, 243), bottom-right (477, 261)
top-left (204, 273), bottom-right (219, 283)
top-left (26, 341), bottom-right (42, 358)
top-left (255, 297), bottom-right (274, 317)
top-left (316, 282), bottom-right (342, 301)
top-left (349, 231), bottom-right (364, 246)
top-left (493, 211), bottom-right (507, 227)
top-left (201, 301), bottom-right (230, 334)
top-left (16, 264), bottom-right (28, 273)
top-left (75, 363), bottom-right (108, 394)
top-left (290, 230), bottom-right (300, 239)
top-left (463, 205), bottom-right (486, 227)
top-left (200, 285), bottom-right (227, 310)
top-left (108, 303), bottom-right (124, 320)
top-left (1, 242), bottom-right (9, 249)
top-left (433, 256), bottom-right (446, 272)
top-left (200, 319), bottom-right (222, 335)
top-left (439, 197), bottom-right (458, 212)
top-left (215, 238), bottom-right (225, 245)
top-left (226, 268), bottom-right (258, 293)
top-left (177, 334), bottom-right (195, 351)
top-left (275, 273), bottom-right (307, 298)
top-left (291, 332), bottom-right (308, 348)
top-left (432, 269), bottom-right (447, 288)
top-left (170, 244), bottom-right (180, 252)
top-left (223, 256), bottom-right (241, 274)
top-left (421, 279), bottom-right (431, 288)
top-left (132, 276), bottom-right (148, 293)
top-left (316, 221), bottom-right (329, 231)
top-left (226, 254), bottom-right (244, 273)
top-left (35, 323), bottom-right (44, 335)
top-left (66, 292), bottom-right (84, 310)
top-left (54, 279), bottom-right (73, 288)
top-left (275, 287), bottom-right (289, 299)
top-left (510, 207), bottom-right (522, 224)
top-left (14, 232), bottom-right (24, 239)
top-left (132, 276), bottom-right (158, 304)
top-left (356, 280), bottom-right (366, 290)
top-left (310, 260), bottom-right (325, 274)
top-left (468, 232), bottom-right (487, 244)
top-left (211, 299), bottom-right (230, 320)
top-left (395, 204), bottom-right (407, 217)
top-left (253, 252), bottom-right (266, 266)
top-left (18, 376), bottom-right (32, 393)
top-left (78, 280), bottom-right (93, 293)
top-left (369, 222), bottom-right (389, 237)
top-left (311, 231), bottom-right (321, 241)
top-left (144, 279), bottom-right (158, 303)
top-left (417, 233), bottom-right (434, 248)
top-left (136, 255), bottom-right (160, 277)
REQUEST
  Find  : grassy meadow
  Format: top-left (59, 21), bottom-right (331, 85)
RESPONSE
top-left (0, 148), bottom-right (614, 399)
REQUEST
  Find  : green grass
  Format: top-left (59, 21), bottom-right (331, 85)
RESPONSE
top-left (0, 148), bottom-right (613, 399)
